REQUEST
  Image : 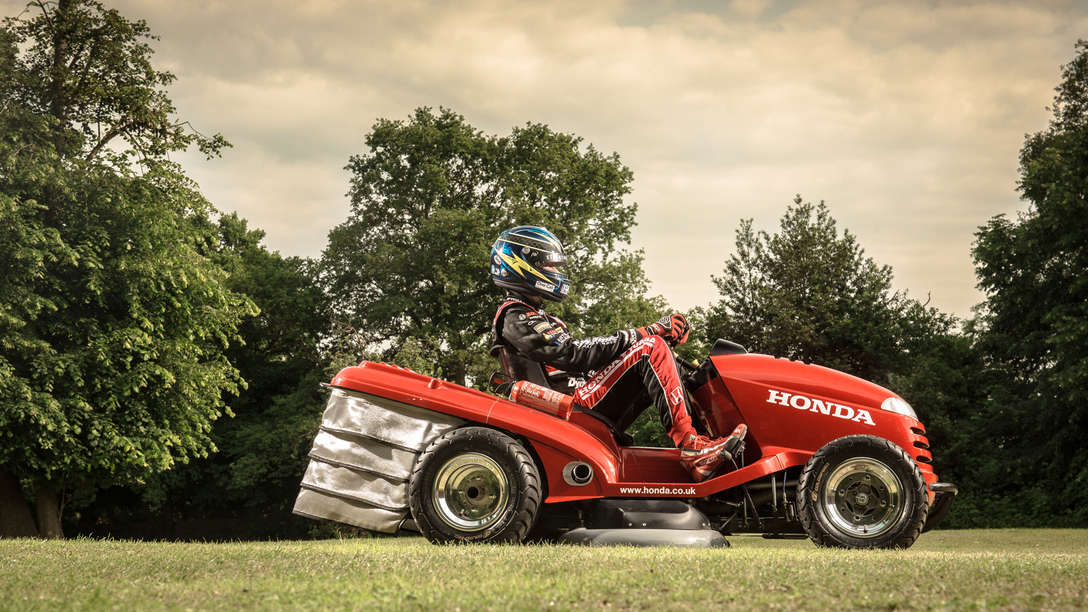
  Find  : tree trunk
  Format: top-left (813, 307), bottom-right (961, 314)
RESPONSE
top-left (48, 0), bottom-right (74, 123)
top-left (448, 360), bottom-right (467, 388)
top-left (0, 469), bottom-right (38, 538)
top-left (34, 483), bottom-right (64, 539)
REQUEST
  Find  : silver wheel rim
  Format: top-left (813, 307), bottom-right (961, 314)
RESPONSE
top-left (432, 453), bottom-right (509, 532)
top-left (820, 457), bottom-right (906, 538)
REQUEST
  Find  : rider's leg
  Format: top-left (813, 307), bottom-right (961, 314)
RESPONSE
top-left (573, 336), bottom-right (747, 481)
top-left (586, 378), bottom-right (651, 434)
top-left (573, 335), bottom-right (695, 446)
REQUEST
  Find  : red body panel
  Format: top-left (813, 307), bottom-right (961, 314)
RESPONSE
top-left (699, 354), bottom-right (937, 501)
top-left (331, 357), bottom-right (939, 504)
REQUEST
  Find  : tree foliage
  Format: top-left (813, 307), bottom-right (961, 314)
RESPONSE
top-left (2, 0), bottom-right (226, 163)
top-left (71, 215), bottom-right (331, 538)
top-left (971, 40), bottom-right (1088, 525)
top-left (0, 0), bottom-right (247, 537)
top-left (159, 215), bottom-right (327, 522)
top-left (705, 197), bottom-right (951, 386)
top-left (322, 107), bottom-right (663, 387)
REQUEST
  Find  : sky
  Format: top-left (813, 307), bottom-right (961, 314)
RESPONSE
top-left (7, 0), bottom-right (1086, 319)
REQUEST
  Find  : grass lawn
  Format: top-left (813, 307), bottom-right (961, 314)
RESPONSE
top-left (2, 529), bottom-right (1086, 610)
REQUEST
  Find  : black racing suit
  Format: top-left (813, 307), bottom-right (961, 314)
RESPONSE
top-left (491, 297), bottom-right (696, 446)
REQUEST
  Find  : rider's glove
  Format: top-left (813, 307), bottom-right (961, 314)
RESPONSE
top-left (636, 313), bottom-right (690, 346)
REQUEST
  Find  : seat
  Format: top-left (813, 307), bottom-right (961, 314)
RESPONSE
top-left (709, 338), bottom-right (747, 356)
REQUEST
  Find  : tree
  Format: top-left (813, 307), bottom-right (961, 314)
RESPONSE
top-left (322, 107), bottom-right (663, 388)
top-left (705, 197), bottom-right (950, 386)
top-left (0, 0), bottom-right (247, 538)
top-left (886, 323), bottom-right (992, 527)
top-left (208, 215), bottom-right (329, 514)
top-left (3, 0), bottom-right (225, 163)
top-left (972, 40), bottom-right (1088, 526)
top-left (144, 214), bottom-right (330, 536)
top-left (66, 214), bottom-right (332, 539)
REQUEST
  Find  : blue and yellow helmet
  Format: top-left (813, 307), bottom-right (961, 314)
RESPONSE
top-left (490, 226), bottom-right (570, 302)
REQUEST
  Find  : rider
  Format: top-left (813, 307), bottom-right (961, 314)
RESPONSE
top-left (489, 225), bottom-right (746, 481)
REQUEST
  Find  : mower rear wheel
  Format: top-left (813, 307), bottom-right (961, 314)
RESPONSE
top-left (798, 435), bottom-right (928, 549)
top-left (409, 426), bottom-right (541, 544)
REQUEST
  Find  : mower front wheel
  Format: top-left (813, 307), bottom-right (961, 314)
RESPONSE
top-left (798, 435), bottom-right (928, 549)
top-left (409, 426), bottom-right (541, 544)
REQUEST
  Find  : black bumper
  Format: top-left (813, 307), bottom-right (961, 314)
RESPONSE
top-left (922, 482), bottom-right (958, 532)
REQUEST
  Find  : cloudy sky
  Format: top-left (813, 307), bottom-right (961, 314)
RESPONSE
top-left (9, 0), bottom-right (1085, 319)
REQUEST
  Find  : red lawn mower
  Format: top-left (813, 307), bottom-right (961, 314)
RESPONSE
top-left (293, 339), bottom-right (957, 549)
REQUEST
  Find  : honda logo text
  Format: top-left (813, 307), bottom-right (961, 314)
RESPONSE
top-left (766, 389), bottom-right (875, 426)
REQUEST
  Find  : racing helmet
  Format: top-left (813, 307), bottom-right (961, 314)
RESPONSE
top-left (490, 226), bottom-right (570, 302)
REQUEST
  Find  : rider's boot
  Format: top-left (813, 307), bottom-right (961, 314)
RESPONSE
top-left (679, 424), bottom-right (748, 482)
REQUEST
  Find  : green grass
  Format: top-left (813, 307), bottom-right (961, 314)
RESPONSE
top-left (1, 530), bottom-right (1086, 610)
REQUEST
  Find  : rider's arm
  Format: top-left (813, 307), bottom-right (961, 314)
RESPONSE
top-left (500, 306), bottom-right (640, 373)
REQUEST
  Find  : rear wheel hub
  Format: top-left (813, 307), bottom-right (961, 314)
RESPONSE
top-left (432, 453), bottom-right (509, 532)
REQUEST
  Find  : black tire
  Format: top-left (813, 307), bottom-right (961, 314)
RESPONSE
top-left (797, 434), bottom-right (929, 549)
top-left (408, 426), bottom-right (541, 544)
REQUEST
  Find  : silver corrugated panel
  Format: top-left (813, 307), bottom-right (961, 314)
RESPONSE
top-left (320, 388), bottom-right (464, 451)
top-left (293, 386), bottom-right (465, 533)
top-left (293, 488), bottom-right (407, 533)
top-left (308, 428), bottom-right (416, 482)
top-left (300, 460), bottom-right (408, 511)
